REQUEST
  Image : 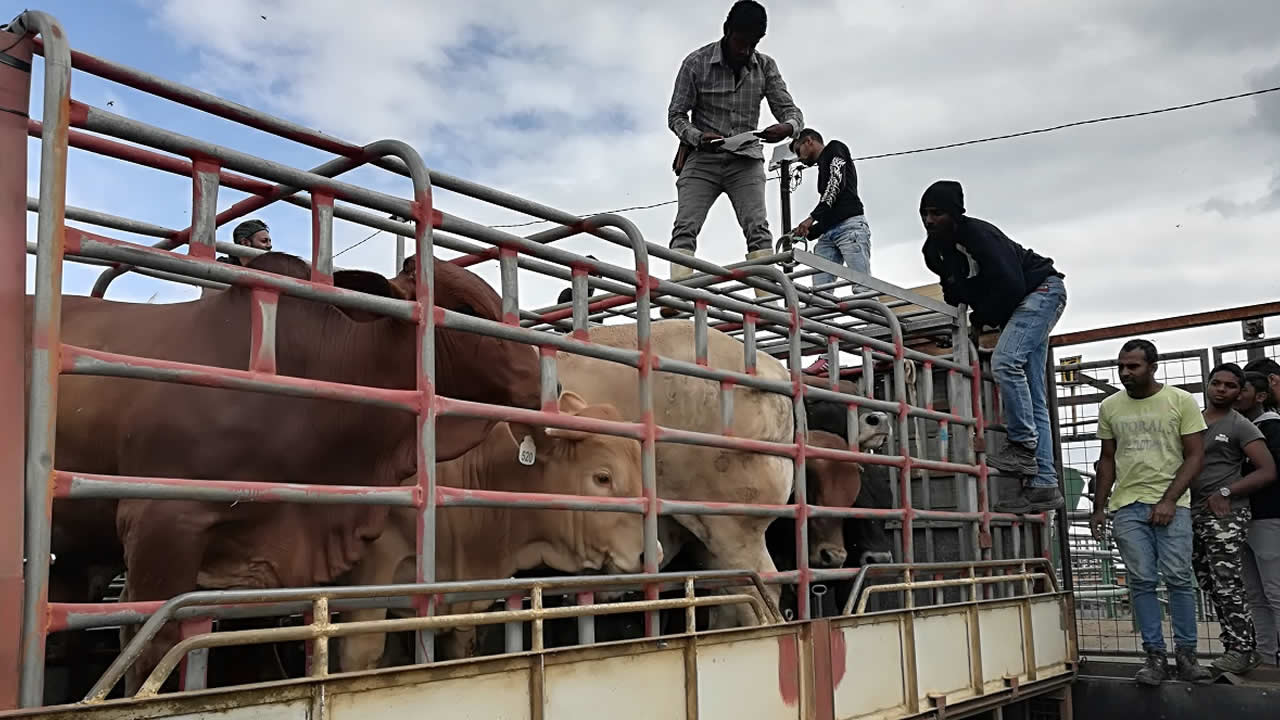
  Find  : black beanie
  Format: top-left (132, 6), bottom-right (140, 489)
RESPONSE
top-left (920, 180), bottom-right (965, 217)
top-left (232, 219), bottom-right (269, 243)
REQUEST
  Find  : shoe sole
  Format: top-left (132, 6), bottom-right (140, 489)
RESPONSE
top-left (1212, 661), bottom-right (1261, 675)
top-left (994, 498), bottom-right (1064, 515)
top-left (1135, 675), bottom-right (1165, 687)
top-left (985, 457), bottom-right (1040, 476)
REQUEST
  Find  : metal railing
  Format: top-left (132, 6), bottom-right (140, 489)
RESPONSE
top-left (1050, 310), bottom-right (1280, 658)
top-left (4, 9), bottom-right (1051, 710)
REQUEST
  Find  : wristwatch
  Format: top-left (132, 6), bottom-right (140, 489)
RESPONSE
top-left (1219, 486), bottom-right (1232, 498)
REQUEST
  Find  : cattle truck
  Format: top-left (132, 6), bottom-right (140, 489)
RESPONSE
top-left (0, 9), bottom-right (1080, 719)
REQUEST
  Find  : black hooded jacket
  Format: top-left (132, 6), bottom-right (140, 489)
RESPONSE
top-left (921, 216), bottom-right (1061, 329)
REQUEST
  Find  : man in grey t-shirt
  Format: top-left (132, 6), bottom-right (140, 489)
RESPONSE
top-left (1193, 363), bottom-right (1278, 674)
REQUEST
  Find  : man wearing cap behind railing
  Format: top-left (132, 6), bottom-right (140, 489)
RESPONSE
top-left (663, 1), bottom-right (804, 315)
top-left (217, 219), bottom-right (272, 266)
top-left (201, 219), bottom-right (274, 298)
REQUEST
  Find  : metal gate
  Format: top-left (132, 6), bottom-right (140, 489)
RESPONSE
top-left (1049, 305), bottom-right (1280, 659)
top-left (2, 9), bottom-right (1066, 716)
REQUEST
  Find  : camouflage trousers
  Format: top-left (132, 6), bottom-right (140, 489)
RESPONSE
top-left (1193, 507), bottom-right (1256, 652)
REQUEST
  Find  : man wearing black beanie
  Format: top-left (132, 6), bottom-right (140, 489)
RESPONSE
top-left (920, 180), bottom-right (1067, 513)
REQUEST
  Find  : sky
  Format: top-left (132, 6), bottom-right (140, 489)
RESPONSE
top-left (14, 0), bottom-right (1280, 364)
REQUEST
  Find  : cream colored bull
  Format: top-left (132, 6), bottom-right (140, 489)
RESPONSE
top-left (337, 392), bottom-right (652, 671)
top-left (555, 319), bottom-right (806, 628)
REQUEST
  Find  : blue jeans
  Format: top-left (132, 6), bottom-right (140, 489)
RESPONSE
top-left (1111, 502), bottom-right (1199, 652)
top-left (812, 215), bottom-right (871, 289)
top-left (992, 275), bottom-right (1066, 488)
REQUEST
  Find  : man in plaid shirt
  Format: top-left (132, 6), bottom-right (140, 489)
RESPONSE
top-left (665, 1), bottom-right (804, 296)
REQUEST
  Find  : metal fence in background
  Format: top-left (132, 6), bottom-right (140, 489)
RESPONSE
top-left (1051, 318), bottom-right (1280, 659)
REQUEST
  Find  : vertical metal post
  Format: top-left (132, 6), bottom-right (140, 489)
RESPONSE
top-left (571, 268), bottom-right (588, 336)
top-left (189, 158), bottom-right (220, 258)
top-left (950, 313), bottom-right (982, 566)
top-left (0, 25), bottom-right (32, 712)
top-left (505, 594), bottom-right (523, 654)
top-left (310, 192), bottom-right (334, 283)
top-left (395, 235), bottom-right (406, 276)
top-left (630, 227), bottom-right (660, 637)
top-left (576, 592), bottom-right (595, 645)
top-left (412, 172), bottom-right (438, 664)
top-left (1047, 347), bottom-right (1073, 592)
top-left (248, 290), bottom-right (278, 374)
top-left (539, 348), bottom-right (558, 411)
top-left (499, 248), bottom-right (519, 325)
top-left (893, 340), bottom-right (914, 563)
top-left (311, 597), bottom-right (330, 678)
top-left (19, 12), bottom-right (72, 707)
top-left (917, 365), bottom-right (934, 565)
top-left (178, 618), bottom-right (211, 691)
top-left (779, 158), bottom-right (793, 234)
top-left (694, 302), bottom-right (709, 365)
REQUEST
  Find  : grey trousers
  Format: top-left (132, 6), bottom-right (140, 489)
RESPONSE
top-left (1244, 518), bottom-right (1280, 664)
top-left (670, 151), bottom-right (772, 254)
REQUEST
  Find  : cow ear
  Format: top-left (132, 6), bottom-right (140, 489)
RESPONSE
top-left (557, 391), bottom-right (589, 416)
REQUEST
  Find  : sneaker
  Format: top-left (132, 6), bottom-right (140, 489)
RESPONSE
top-left (1175, 647), bottom-right (1213, 684)
top-left (804, 357), bottom-right (829, 375)
top-left (1135, 648), bottom-right (1169, 687)
top-left (985, 441), bottom-right (1039, 477)
top-left (1212, 649), bottom-right (1262, 675)
top-left (994, 486), bottom-right (1065, 514)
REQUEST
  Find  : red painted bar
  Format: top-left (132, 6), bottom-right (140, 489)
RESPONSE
top-left (61, 344), bottom-right (421, 413)
top-left (29, 119), bottom-right (275, 199)
top-left (437, 487), bottom-right (646, 513)
top-left (52, 470), bottom-right (418, 505)
top-left (537, 292), bottom-right (635, 325)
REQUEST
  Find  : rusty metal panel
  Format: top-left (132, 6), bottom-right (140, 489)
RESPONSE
top-left (978, 605), bottom-right (1027, 691)
top-left (696, 634), bottom-right (801, 720)
top-left (329, 670), bottom-right (531, 720)
top-left (544, 648), bottom-right (685, 719)
top-left (1030, 597), bottom-right (1070, 673)
top-left (0, 25), bottom-right (32, 713)
top-left (911, 611), bottom-right (975, 705)
top-left (831, 619), bottom-right (907, 720)
top-left (156, 702), bottom-right (307, 720)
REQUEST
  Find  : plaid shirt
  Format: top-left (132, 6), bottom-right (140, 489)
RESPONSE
top-left (667, 41), bottom-right (804, 161)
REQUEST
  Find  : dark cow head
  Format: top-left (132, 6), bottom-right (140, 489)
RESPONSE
top-left (805, 430), bottom-right (863, 568)
top-left (845, 464), bottom-right (895, 567)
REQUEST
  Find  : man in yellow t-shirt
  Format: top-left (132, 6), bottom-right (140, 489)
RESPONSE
top-left (1091, 339), bottom-right (1208, 686)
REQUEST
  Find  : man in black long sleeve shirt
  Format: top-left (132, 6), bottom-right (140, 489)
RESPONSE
top-left (791, 129), bottom-right (871, 292)
top-left (920, 181), bottom-right (1067, 513)
top-left (1241, 360), bottom-right (1280, 664)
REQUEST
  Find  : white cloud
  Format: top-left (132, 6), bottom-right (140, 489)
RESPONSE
top-left (33, 0), bottom-right (1280, 345)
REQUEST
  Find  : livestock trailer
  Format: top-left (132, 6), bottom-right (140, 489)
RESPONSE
top-left (0, 9), bottom-right (1084, 719)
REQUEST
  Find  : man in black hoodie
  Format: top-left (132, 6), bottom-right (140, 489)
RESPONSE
top-left (920, 181), bottom-right (1067, 512)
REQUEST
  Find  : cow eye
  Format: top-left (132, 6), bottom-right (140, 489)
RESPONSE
top-left (454, 303), bottom-right (479, 317)
top-left (593, 472), bottom-right (612, 486)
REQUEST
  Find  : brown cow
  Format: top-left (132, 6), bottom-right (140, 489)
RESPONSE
top-left (26, 252), bottom-right (542, 694)
top-left (337, 391), bottom-right (651, 671)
